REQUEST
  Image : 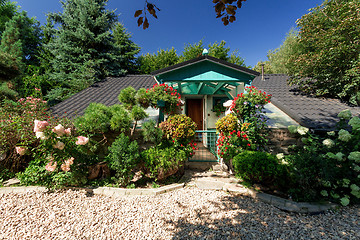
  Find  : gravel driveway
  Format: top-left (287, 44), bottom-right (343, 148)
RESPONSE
top-left (0, 187), bottom-right (359, 239)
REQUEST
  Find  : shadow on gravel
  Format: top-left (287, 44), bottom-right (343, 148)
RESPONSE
top-left (164, 194), bottom-right (360, 240)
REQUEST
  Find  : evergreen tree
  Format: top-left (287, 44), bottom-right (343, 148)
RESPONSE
top-left (0, 16), bottom-right (23, 99)
top-left (112, 23), bottom-right (140, 74)
top-left (0, 15), bottom-right (23, 82)
top-left (0, 0), bottom-right (17, 36)
top-left (45, 0), bottom-right (124, 104)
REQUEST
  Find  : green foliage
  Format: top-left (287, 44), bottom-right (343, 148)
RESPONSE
top-left (286, 111), bottom-right (360, 205)
top-left (0, 97), bottom-right (48, 172)
top-left (112, 23), bottom-right (140, 74)
top-left (75, 103), bottom-right (131, 134)
top-left (178, 40), bottom-right (249, 67)
top-left (159, 114), bottom-right (196, 142)
top-left (44, 0), bottom-right (125, 103)
top-left (0, 167), bottom-right (15, 186)
top-left (0, 14), bottom-right (23, 83)
top-left (130, 105), bottom-right (148, 122)
top-left (288, 0), bottom-right (360, 105)
top-left (109, 105), bottom-right (131, 132)
top-left (233, 151), bottom-right (288, 187)
top-left (75, 103), bottom-right (112, 133)
top-left (141, 146), bottom-right (186, 180)
top-left (118, 86), bottom-right (137, 110)
top-left (145, 83), bottom-right (182, 115)
top-left (0, 82), bottom-right (17, 100)
top-left (138, 48), bottom-right (179, 74)
top-left (254, 29), bottom-right (300, 74)
top-left (105, 133), bottom-right (139, 186)
top-left (142, 120), bottom-right (163, 145)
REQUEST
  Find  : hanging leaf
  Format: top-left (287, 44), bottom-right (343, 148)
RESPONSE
top-left (134, 10), bottom-right (142, 17)
top-left (229, 15), bottom-right (236, 23)
top-left (137, 17), bottom-right (144, 27)
top-left (143, 17), bottom-right (149, 30)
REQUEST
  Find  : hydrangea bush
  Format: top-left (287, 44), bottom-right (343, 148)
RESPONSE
top-left (286, 110), bottom-right (360, 205)
top-left (17, 119), bottom-right (94, 189)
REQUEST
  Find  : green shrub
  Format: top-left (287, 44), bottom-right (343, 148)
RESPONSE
top-left (105, 133), bottom-right (140, 186)
top-left (142, 146), bottom-right (186, 180)
top-left (118, 86), bottom-right (137, 110)
top-left (142, 119), bottom-right (163, 145)
top-left (75, 103), bottom-right (112, 133)
top-left (109, 105), bottom-right (131, 132)
top-left (286, 110), bottom-right (360, 205)
top-left (233, 151), bottom-right (288, 187)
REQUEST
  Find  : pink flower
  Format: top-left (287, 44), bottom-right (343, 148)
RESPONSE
top-left (61, 157), bottom-right (74, 172)
top-left (52, 124), bottom-right (65, 137)
top-left (33, 120), bottom-right (49, 132)
top-left (45, 161), bottom-right (57, 172)
top-left (64, 128), bottom-right (71, 136)
top-left (15, 146), bottom-right (27, 156)
top-left (65, 157), bottom-right (74, 165)
top-left (61, 163), bottom-right (70, 172)
top-left (53, 141), bottom-right (65, 150)
top-left (76, 136), bottom-right (89, 145)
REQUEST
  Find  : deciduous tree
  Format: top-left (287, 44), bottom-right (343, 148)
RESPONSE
top-left (289, 0), bottom-right (360, 105)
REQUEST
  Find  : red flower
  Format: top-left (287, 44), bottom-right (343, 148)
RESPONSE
top-left (247, 143), bottom-right (251, 147)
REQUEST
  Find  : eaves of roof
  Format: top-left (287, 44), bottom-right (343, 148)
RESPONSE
top-left (151, 55), bottom-right (260, 77)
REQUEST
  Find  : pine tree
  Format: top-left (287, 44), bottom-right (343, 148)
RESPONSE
top-left (112, 23), bottom-right (140, 74)
top-left (45, 0), bottom-right (124, 103)
top-left (0, 15), bottom-right (24, 82)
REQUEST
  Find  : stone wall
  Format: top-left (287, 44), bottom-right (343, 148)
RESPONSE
top-left (266, 128), bottom-right (300, 154)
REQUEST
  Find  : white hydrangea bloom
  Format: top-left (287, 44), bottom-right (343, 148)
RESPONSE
top-left (323, 139), bottom-right (335, 148)
top-left (297, 126), bottom-right (309, 135)
top-left (276, 153), bottom-right (284, 160)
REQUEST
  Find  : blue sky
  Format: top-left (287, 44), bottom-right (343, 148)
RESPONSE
top-left (15, 0), bottom-right (323, 67)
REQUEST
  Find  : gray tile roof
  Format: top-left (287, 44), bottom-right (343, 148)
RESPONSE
top-left (51, 75), bottom-right (156, 118)
top-left (252, 74), bottom-right (360, 130)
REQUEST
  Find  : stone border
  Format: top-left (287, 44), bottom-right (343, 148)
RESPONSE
top-left (1, 179), bottom-right (338, 214)
top-left (0, 183), bottom-right (184, 197)
top-left (223, 183), bottom-right (338, 214)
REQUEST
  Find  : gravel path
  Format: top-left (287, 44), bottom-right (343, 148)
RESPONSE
top-left (0, 187), bottom-right (359, 240)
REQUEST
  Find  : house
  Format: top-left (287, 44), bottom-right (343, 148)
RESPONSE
top-left (51, 55), bottom-right (360, 162)
top-left (252, 74), bottom-right (360, 131)
top-left (51, 54), bottom-right (260, 131)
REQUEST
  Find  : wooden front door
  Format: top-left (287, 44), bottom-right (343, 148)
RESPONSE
top-left (186, 99), bottom-right (203, 130)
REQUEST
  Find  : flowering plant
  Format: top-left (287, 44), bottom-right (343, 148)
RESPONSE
top-left (145, 83), bottom-right (182, 115)
top-left (230, 86), bottom-right (271, 122)
top-left (286, 110), bottom-right (360, 205)
top-left (17, 119), bottom-right (93, 189)
top-left (0, 98), bottom-right (49, 172)
top-left (213, 104), bottom-right (226, 117)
